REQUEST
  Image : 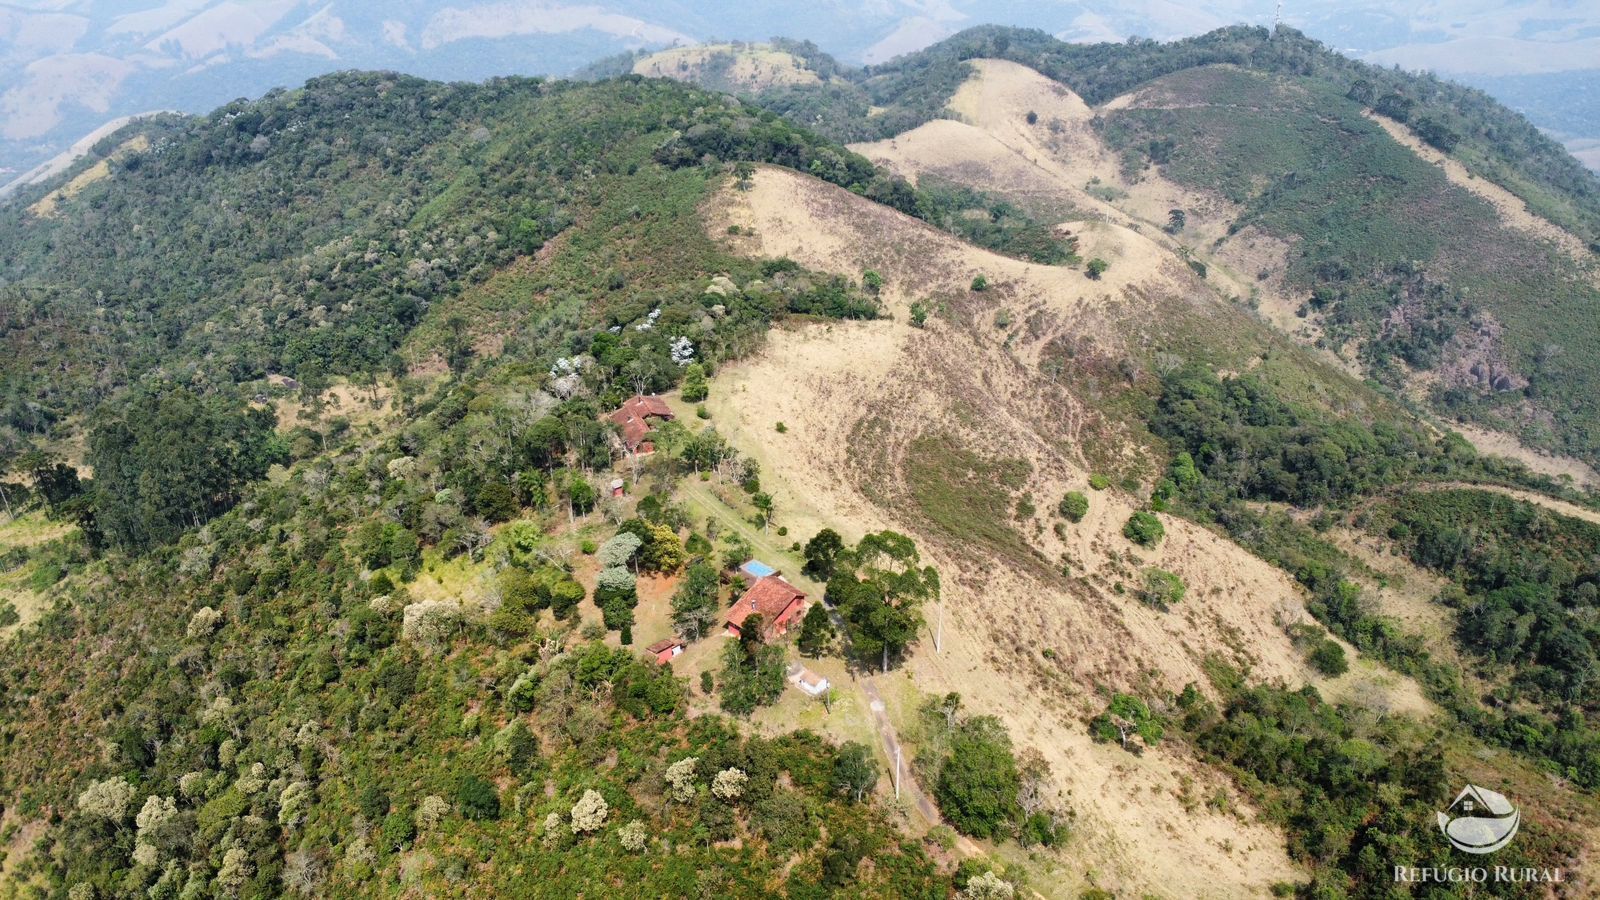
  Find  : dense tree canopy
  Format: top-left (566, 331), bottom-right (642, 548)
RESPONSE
top-left (86, 387), bottom-right (283, 550)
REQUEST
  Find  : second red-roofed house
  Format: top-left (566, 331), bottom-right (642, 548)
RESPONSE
top-left (725, 575), bottom-right (807, 641)
top-left (606, 394), bottom-right (675, 454)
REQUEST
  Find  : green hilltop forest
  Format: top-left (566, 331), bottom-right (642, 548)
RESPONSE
top-left (1, 23), bottom-right (1600, 900)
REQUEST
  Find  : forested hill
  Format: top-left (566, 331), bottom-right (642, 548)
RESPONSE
top-left (0, 71), bottom-right (916, 445)
top-left (0, 67), bottom-right (965, 897)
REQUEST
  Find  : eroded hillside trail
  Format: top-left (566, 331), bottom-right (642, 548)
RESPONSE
top-left (677, 477), bottom-right (979, 855)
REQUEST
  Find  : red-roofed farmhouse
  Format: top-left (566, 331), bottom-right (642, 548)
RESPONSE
top-left (607, 394), bottom-right (676, 454)
top-left (726, 575), bottom-right (807, 640)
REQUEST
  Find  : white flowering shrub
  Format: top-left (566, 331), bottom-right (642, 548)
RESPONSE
top-left (664, 757), bottom-right (698, 802)
top-left (402, 600), bottom-right (460, 651)
top-left (569, 789), bottom-right (609, 834)
top-left (959, 871), bottom-right (1016, 900)
top-left (178, 772), bottom-right (207, 799)
top-left (669, 336), bottom-right (695, 366)
top-left (135, 795), bottom-right (178, 836)
top-left (235, 762), bottom-right (267, 796)
top-left (541, 811), bottom-right (565, 848)
top-left (76, 777), bottom-right (134, 822)
top-left (216, 846), bottom-right (253, 894)
top-left (711, 768), bottom-right (748, 802)
top-left (278, 780), bottom-right (312, 827)
top-left (178, 546), bottom-right (214, 578)
top-left (186, 606), bottom-right (222, 639)
top-left (199, 695), bottom-right (235, 728)
top-left (415, 795), bottom-right (450, 831)
top-left (618, 819), bottom-right (648, 853)
top-left (385, 456), bottom-right (416, 480)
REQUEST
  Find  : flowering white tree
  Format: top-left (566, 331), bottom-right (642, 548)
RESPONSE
top-left (618, 819), bottom-right (648, 853)
top-left (569, 789), bottom-right (609, 834)
top-left (402, 600), bottom-right (460, 651)
top-left (711, 768), bottom-right (748, 802)
top-left (415, 795), bottom-right (450, 832)
top-left (664, 757), bottom-right (698, 802)
top-left (76, 777), bottom-right (134, 823)
top-left (959, 871), bottom-right (1016, 900)
top-left (597, 532), bottom-right (642, 569)
top-left (186, 606), bottom-right (222, 638)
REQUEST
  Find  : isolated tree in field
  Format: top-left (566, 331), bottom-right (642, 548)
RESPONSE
top-left (1058, 491), bottom-right (1088, 523)
top-left (827, 531), bottom-right (938, 672)
top-left (670, 560), bottom-right (721, 641)
top-left (751, 492), bottom-right (775, 530)
top-left (797, 603), bottom-right (834, 656)
top-left (1085, 258), bottom-right (1109, 280)
top-left (1123, 511), bottom-right (1164, 547)
top-left (733, 160), bottom-right (755, 190)
top-left (834, 741), bottom-right (879, 802)
top-left (860, 269), bottom-right (884, 296)
top-left (802, 528), bottom-right (846, 579)
top-left (1164, 208), bottom-right (1186, 234)
top-left (1139, 568), bottom-right (1185, 611)
top-left (681, 362), bottom-right (708, 402)
top-left (1091, 693), bottom-right (1162, 752)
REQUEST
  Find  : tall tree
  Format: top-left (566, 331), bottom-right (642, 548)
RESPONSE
top-left (670, 561), bottom-right (721, 641)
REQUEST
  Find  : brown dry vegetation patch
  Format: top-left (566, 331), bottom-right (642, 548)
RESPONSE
top-left (272, 379), bottom-right (398, 433)
top-left (700, 166), bottom-right (1392, 896)
top-left (850, 59), bottom-right (1330, 378)
top-left (1448, 421), bottom-right (1600, 489)
top-left (633, 44), bottom-right (821, 91)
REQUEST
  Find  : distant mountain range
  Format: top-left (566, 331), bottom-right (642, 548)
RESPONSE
top-left (2, 0), bottom-right (1599, 186)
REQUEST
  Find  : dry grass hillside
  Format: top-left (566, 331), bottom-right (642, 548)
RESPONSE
top-left (849, 59), bottom-right (1326, 369)
top-left (854, 56), bottom-right (1600, 487)
top-left (700, 165), bottom-right (1440, 897)
top-left (633, 44), bottom-right (821, 92)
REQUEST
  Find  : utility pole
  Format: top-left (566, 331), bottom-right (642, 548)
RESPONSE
top-left (935, 600), bottom-right (943, 653)
top-left (894, 745), bottom-right (902, 800)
